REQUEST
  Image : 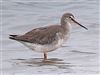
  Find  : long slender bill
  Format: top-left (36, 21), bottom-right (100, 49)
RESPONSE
top-left (70, 17), bottom-right (88, 30)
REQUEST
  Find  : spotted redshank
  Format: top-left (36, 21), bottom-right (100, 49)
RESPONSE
top-left (9, 13), bottom-right (88, 61)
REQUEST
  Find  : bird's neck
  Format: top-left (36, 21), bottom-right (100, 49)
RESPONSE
top-left (61, 20), bottom-right (72, 33)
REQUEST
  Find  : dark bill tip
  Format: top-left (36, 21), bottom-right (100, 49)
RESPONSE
top-left (79, 24), bottom-right (88, 30)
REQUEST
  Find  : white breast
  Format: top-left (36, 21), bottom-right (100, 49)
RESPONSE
top-left (19, 38), bottom-right (64, 53)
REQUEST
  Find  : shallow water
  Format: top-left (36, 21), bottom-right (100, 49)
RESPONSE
top-left (1, 0), bottom-right (100, 74)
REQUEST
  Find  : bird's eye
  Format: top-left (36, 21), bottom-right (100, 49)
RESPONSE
top-left (70, 16), bottom-right (74, 19)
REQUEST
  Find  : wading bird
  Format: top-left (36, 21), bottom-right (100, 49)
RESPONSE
top-left (9, 13), bottom-right (88, 61)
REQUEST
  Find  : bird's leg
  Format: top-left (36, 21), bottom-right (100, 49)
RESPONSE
top-left (43, 52), bottom-right (47, 61)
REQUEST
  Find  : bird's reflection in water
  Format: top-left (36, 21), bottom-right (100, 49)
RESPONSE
top-left (12, 58), bottom-right (74, 69)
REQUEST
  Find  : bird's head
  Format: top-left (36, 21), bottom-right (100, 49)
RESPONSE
top-left (61, 13), bottom-right (88, 30)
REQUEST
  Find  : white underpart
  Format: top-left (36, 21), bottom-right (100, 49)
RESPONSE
top-left (20, 35), bottom-right (64, 53)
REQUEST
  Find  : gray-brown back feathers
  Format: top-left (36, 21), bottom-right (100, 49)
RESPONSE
top-left (9, 25), bottom-right (65, 45)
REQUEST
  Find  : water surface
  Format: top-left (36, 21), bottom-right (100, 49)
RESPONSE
top-left (1, 0), bottom-right (99, 74)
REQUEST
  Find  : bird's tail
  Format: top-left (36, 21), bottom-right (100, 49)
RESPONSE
top-left (9, 35), bottom-right (18, 40)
